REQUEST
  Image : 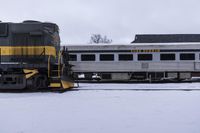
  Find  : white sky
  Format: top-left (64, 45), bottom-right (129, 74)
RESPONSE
top-left (0, 0), bottom-right (200, 44)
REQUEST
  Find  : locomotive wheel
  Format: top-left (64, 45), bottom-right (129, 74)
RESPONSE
top-left (26, 75), bottom-right (48, 90)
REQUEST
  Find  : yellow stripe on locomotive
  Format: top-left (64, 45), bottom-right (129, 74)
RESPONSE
top-left (0, 46), bottom-right (56, 57)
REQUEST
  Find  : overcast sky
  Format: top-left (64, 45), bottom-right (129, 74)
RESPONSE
top-left (0, 0), bottom-right (200, 44)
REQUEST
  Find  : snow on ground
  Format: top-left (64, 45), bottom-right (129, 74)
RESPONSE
top-left (0, 83), bottom-right (200, 133)
top-left (78, 82), bottom-right (200, 90)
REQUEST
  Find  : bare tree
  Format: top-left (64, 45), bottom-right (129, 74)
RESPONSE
top-left (90, 34), bottom-right (112, 44)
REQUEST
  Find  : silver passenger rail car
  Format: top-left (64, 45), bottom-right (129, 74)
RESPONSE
top-left (65, 34), bottom-right (200, 82)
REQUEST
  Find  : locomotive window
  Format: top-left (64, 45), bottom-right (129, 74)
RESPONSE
top-left (119, 54), bottom-right (133, 61)
top-left (69, 54), bottom-right (77, 61)
top-left (0, 23), bottom-right (8, 37)
top-left (180, 53), bottom-right (195, 60)
top-left (81, 54), bottom-right (95, 61)
top-left (138, 54), bottom-right (152, 61)
top-left (100, 54), bottom-right (114, 61)
top-left (160, 54), bottom-right (175, 60)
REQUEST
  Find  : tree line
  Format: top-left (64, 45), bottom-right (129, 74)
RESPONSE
top-left (90, 34), bottom-right (112, 44)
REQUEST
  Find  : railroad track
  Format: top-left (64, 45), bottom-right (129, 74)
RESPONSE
top-left (71, 88), bottom-right (200, 91)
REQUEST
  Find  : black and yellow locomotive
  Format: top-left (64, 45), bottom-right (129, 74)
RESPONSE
top-left (0, 20), bottom-right (73, 90)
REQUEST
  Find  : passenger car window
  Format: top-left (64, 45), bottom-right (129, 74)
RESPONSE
top-left (160, 54), bottom-right (175, 60)
top-left (81, 54), bottom-right (95, 61)
top-left (100, 54), bottom-right (114, 61)
top-left (180, 53), bottom-right (195, 60)
top-left (119, 54), bottom-right (133, 61)
top-left (69, 54), bottom-right (77, 61)
top-left (138, 54), bottom-right (152, 61)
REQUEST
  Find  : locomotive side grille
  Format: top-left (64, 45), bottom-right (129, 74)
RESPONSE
top-left (12, 33), bottom-right (44, 46)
